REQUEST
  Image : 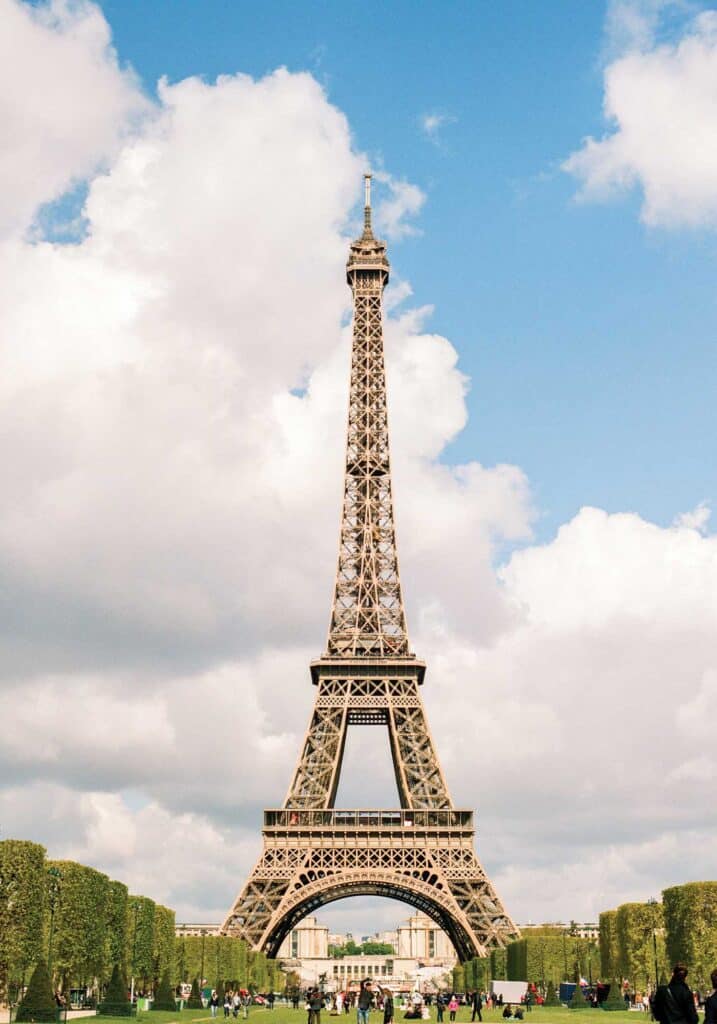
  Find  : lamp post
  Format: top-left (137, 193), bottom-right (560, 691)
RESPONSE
top-left (200, 929), bottom-right (207, 992)
top-left (47, 866), bottom-right (63, 977)
top-left (647, 899), bottom-right (660, 994)
top-left (130, 903), bottom-right (139, 1005)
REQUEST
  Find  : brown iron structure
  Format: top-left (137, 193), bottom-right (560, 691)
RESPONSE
top-left (221, 176), bottom-right (519, 959)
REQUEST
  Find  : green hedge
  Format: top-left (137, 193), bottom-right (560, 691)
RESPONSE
top-left (48, 860), bottom-right (110, 989)
top-left (505, 935), bottom-right (600, 985)
top-left (662, 882), bottom-right (717, 992)
top-left (615, 901), bottom-right (665, 990)
top-left (0, 840), bottom-right (47, 1004)
top-left (598, 912), bottom-right (618, 981)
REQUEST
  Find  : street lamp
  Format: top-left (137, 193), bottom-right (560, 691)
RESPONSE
top-left (647, 899), bottom-right (660, 993)
top-left (200, 930), bottom-right (207, 991)
top-left (47, 866), bottom-right (63, 977)
top-left (130, 903), bottom-right (139, 1005)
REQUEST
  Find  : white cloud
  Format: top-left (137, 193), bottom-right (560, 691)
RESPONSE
top-left (419, 111), bottom-right (457, 145)
top-left (0, 0), bottom-right (149, 238)
top-left (564, 4), bottom-right (717, 227)
top-left (1, 0), bottom-right (715, 936)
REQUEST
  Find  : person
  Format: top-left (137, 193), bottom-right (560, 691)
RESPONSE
top-left (383, 988), bottom-right (394, 1024)
top-left (224, 992), bottom-right (232, 1018)
top-left (514, 1009), bottom-right (524, 1021)
top-left (448, 995), bottom-right (459, 1023)
top-left (653, 965), bottom-right (698, 1024)
top-left (436, 993), bottom-right (445, 1023)
top-left (358, 982), bottom-right (374, 1024)
top-left (524, 990), bottom-right (532, 1014)
top-left (309, 989), bottom-right (324, 1024)
top-left (502, 1005), bottom-right (512, 1020)
top-left (336, 993), bottom-right (344, 1016)
top-left (242, 991), bottom-right (251, 1020)
top-left (233, 992), bottom-right (242, 1019)
top-left (704, 970), bottom-right (717, 1024)
top-left (471, 990), bottom-right (482, 1023)
top-left (267, 993), bottom-right (275, 1011)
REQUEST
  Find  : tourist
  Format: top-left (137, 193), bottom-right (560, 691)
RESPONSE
top-left (471, 990), bottom-right (482, 1023)
top-left (436, 992), bottom-right (445, 1023)
top-left (448, 995), bottom-right (459, 1022)
top-left (383, 988), bottom-right (394, 1024)
top-left (268, 993), bottom-right (275, 1011)
top-left (209, 991), bottom-right (220, 1018)
top-left (224, 992), bottom-right (232, 1018)
top-left (502, 1004), bottom-right (512, 1020)
top-left (336, 993), bottom-right (344, 1015)
top-left (242, 991), bottom-right (251, 1020)
top-left (703, 970), bottom-right (717, 1024)
top-left (358, 981), bottom-right (374, 1024)
top-left (233, 992), bottom-right (242, 1018)
top-left (653, 965), bottom-right (698, 1024)
top-left (309, 988), bottom-right (325, 1024)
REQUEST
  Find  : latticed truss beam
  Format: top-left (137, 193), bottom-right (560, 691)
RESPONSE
top-left (221, 177), bottom-right (519, 960)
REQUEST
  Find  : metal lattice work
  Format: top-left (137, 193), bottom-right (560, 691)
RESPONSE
top-left (221, 177), bottom-right (519, 958)
top-left (327, 182), bottom-right (407, 659)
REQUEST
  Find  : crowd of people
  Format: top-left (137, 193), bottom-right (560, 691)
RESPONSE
top-left (286, 962), bottom-right (717, 1024)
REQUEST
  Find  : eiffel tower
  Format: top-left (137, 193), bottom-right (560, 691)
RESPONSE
top-left (221, 176), bottom-right (519, 960)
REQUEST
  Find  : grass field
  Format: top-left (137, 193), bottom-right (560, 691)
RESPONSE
top-left (94, 1006), bottom-right (638, 1024)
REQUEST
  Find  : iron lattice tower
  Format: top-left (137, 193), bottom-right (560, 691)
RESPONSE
top-left (221, 176), bottom-right (519, 959)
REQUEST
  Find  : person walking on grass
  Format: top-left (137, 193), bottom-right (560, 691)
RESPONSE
top-left (470, 990), bottom-right (482, 1023)
top-left (653, 965), bottom-right (698, 1024)
top-left (382, 988), bottom-right (394, 1024)
top-left (357, 981), bottom-right (373, 1024)
top-left (448, 995), bottom-right (459, 1022)
top-left (703, 970), bottom-right (717, 1024)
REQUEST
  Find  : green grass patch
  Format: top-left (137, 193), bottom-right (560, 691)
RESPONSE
top-left (93, 1006), bottom-right (637, 1024)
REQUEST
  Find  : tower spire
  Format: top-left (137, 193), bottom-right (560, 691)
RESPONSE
top-left (325, 176), bottom-right (409, 659)
top-left (363, 172), bottom-right (373, 236)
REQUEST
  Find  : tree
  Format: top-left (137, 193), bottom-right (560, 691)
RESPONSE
top-left (599, 911), bottom-right (618, 982)
top-left (99, 963), bottom-right (131, 1016)
top-left (104, 882), bottom-right (129, 985)
top-left (152, 971), bottom-right (177, 1011)
top-left (0, 840), bottom-right (46, 1006)
top-left (187, 977), bottom-right (203, 1008)
top-left (568, 973), bottom-right (586, 1010)
top-left (48, 860), bottom-right (110, 992)
top-left (451, 964), bottom-right (465, 993)
top-left (615, 902), bottom-right (665, 990)
top-left (16, 961), bottom-right (56, 1023)
top-left (126, 897), bottom-right (155, 991)
top-left (543, 981), bottom-right (560, 1007)
top-left (601, 980), bottom-right (626, 1012)
top-left (663, 882), bottom-right (717, 992)
top-left (151, 906), bottom-right (175, 989)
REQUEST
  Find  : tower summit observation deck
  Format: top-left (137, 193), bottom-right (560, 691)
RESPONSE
top-left (221, 177), bottom-right (518, 959)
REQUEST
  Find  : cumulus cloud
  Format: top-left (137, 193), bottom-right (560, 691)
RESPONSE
top-left (564, 2), bottom-right (717, 227)
top-left (1, 0), bottom-right (715, 931)
top-left (0, 0), bottom-right (149, 238)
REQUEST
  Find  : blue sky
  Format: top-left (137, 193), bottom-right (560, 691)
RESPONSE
top-left (101, 0), bottom-right (716, 542)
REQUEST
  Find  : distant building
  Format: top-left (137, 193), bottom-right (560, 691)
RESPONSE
top-left (278, 911), bottom-right (456, 988)
top-left (175, 923), bottom-right (220, 936)
top-left (518, 922), bottom-right (600, 940)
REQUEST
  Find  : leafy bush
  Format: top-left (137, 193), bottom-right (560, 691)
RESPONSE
top-left (99, 963), bottom-right (131, 1016)
top-left (16, 961), bottom-right (56, 1023)
top-left (152, 971), bottom-right (177, 1011)
top-left (601, 980), bottom-right (626, 1012)
top-left (543, 981), bottom-right (560, 1006)
top-left (187, 977), bottom-right (203, 1009)
top-left (663, 882), bottom-right (717, 992)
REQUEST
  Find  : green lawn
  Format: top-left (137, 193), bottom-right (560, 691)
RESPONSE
top-left (94, 1006), bottom-right (637, 1024)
